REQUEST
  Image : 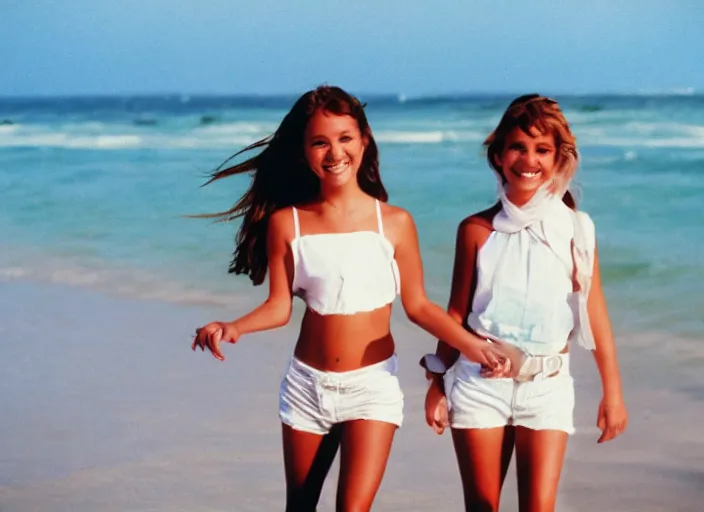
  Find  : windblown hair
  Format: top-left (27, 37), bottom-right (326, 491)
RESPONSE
top-left (198, 85), bottom-right (386, 285)
top-left (484, 94), bottom-right (579, 209)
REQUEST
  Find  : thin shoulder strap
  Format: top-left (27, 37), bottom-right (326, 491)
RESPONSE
top-left (292, 207), bottom-right (300, 238)
top-left (375, 199), bottom-right (385, 237)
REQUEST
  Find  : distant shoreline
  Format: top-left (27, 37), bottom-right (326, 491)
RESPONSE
top-left (0, 90), bottom-right (700, 102)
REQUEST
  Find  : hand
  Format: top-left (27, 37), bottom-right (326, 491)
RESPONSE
top-left (476, 339), bottom-right (526, 379)
top-left (464, 342), bottom-right (510, 377)
top-left (191, 321), bottom-right (240, 361)
top-left (596, 397), bottom-right (628, 443)
top-left (424, 379), bottom-right (449, 435)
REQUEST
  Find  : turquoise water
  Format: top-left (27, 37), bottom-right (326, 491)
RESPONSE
top-left (1, 94), bottom-right (703, 336)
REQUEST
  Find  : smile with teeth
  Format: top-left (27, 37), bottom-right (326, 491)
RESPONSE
top-left (323, 161), bottom-right (350, 174)
top-left (515, 169), bottom-right (541, 179)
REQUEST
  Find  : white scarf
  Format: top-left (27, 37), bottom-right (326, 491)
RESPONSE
top-left (493, 183), bottom-right (596, 351)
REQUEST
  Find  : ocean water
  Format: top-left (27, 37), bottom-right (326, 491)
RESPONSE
top-left (1, 94), bottom-right (703, 337)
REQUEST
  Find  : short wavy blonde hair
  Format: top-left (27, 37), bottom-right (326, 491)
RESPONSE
top-left (484, 94), bottom-right (578, 206)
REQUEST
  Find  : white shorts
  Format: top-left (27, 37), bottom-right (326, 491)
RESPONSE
top-left (279, 355), bottom-right (404, 435)
top-left (449, 353), bottom-right (575, 434)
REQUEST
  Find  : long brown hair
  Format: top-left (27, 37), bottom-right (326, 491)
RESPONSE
top-left (198, 85), bottom-right (387, 285)
top-left (484, 94), bottom-right (579, 209)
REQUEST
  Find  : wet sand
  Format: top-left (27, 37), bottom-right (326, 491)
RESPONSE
top-left (0, 280), bottom-right (701, 511)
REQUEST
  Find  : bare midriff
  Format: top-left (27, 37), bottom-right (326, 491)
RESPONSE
top-left (293, 305), bottom-right (395, 372)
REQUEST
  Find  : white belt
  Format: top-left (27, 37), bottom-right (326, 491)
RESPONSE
top-left (515, 352), bottom-right (569, 382)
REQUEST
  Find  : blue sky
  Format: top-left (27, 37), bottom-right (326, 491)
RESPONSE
top-left (3, 0), bottom-right (703, 96)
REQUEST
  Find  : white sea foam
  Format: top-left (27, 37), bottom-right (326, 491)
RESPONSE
top-left (0, 132), bottom-right (144, 149)
top-left (0, 258), bottom-right (249, 310)
top-left (0, 120), bottom-right (275, 150)
top-left (0, 266), bottom-right (27, 279)
top-left (578, 121), bottom-right (704, 148)
top-left (562, 109), bottom-right (635, 124)
top-left (588, 136), bottom-right (704, 149)
top-left (0, 124), bottom-right (486, 149)
top-left (635, 86), bottom-right (696, 96)
top-left (623, 121), bottom-right (704, 137)
top-left (147, 133), bottom-right (258, 149)
top-left (375, 129), bottom-right (483, 144)
top-left (0, 131), bottom-right (258, 150)
top-left (194, 122), bottom-right (275, 135)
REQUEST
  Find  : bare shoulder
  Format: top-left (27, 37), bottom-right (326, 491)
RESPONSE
top-left (379, 202), bottom-right (414, 226)
top-left (378, 202), bottom-right (417, 248)
top-left (269, 206), bottom-right (296, 243)
top-left (379, 201), bottom-right (413, 222)
top-left (457, 202), bottom-right (500, 245)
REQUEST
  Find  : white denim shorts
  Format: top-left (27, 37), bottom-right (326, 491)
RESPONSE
top-left (279, 354), bottom-right (404, 435)
top-left (448, 353), bottom-right (575, 434)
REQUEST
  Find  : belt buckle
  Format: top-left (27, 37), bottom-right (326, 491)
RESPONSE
top-left (515, 356), bottom-right (541, 383)
top-left (542, 355), bottom-right (563, 378)
top-left (515, 354), bottom-right (563, 382)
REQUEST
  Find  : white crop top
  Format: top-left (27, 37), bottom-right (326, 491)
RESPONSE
top-left (290, 200), bottom-right (401, 316)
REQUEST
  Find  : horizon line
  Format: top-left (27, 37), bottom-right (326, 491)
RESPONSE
top-left (0, 87), bottom-right (699, 100)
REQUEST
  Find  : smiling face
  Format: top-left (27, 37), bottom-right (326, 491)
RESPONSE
top-left (484, 95), bottom-right (579, 207)
top-left (303, 109), bottom-right (367, 191)
top-left (494, 126), bottom-right (558, 205)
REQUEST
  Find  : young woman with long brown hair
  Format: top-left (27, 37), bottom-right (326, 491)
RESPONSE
top-left (191, 85), bottom-right (518, 512)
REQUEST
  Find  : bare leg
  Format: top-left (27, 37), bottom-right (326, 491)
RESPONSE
top-left (451, 426), bottom-right (515, 512)
top-left (282, 423), bottom-right (341, 512)
top-left (335, 420), bottom-right (397, 512)
top-left (514, 427), bottom-right (568, 512)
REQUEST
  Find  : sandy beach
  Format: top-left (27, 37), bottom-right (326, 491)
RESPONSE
top-left (3, 1), bottom-right (704, 509)
top-left (0, 280), bottom-right (701, 511)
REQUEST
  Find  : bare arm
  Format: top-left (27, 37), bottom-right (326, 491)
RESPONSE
top-left (588, 246), bottom-right (624, 399)
top-left (393, 209), bottom-right (507, 368)
top-left (229, 209), bottom-right (294, 334)
top-left (192, 209), bottom-right (294, 359)
top-left (437, 218), bottom-right (488, 357)
top-left (588, 245), bottom-right (628, 441)
top-left (429, 217), bottom-right (492, 386)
